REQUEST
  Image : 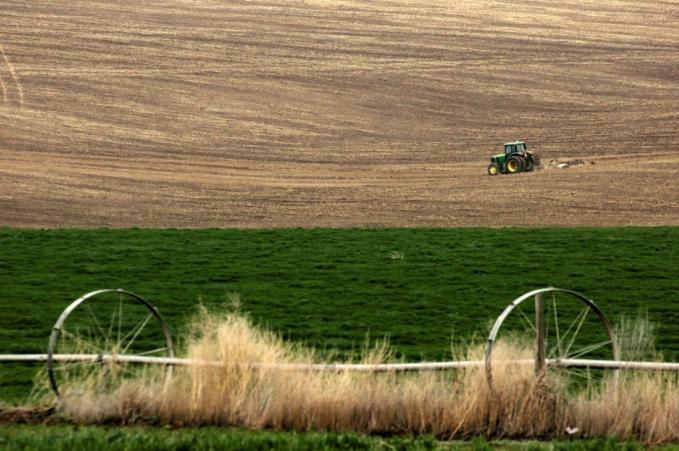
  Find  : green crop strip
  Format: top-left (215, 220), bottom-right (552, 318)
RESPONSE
top-left (0, 425), bottom-right (439, 450)
top-left (0, 227), bottom-right (677, 402)
top-left (0, 425), bottom-right (662, 450)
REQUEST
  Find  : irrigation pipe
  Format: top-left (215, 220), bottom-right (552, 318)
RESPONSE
top-left (3, 354), bottom-right (679, 372)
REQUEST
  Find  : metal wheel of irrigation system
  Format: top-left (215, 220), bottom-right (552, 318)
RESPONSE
top-left (485, 287), bottom-right (620, 389)
top-left (47, 289), bottom-right (174, 396)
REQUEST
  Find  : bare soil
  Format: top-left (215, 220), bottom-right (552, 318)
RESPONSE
top-left (1, 0), bottom-right (677, 227)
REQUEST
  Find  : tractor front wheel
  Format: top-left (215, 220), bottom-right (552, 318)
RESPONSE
top-left (505, 156), bottom-right (525, 174)
top-left (487, 163), bottom-right (500, 176)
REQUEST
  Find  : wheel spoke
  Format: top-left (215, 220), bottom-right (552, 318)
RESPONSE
top-left (567, 339), bottom-right (612, 360)
top-left (134, 347), bottom-right (169, 357)
top-left (516, 305), bottom-right (536, 333)
top-left (553, 306), bottom-right (588, 359)
top-left (564, 307), bottom-right (590, 357)
top-left (85, 303), bottom-right (107, 342)
top-left (557, 306), bottom-right (583, 349)
top-left (551, 293), bottom-right (562, 358)
top-left (121, 313), bottom-right (153, 355)
top-left (106, 304), bottom-right (117, 351)
top-left (117, 292), bottom-right (123, 351)
top-left (118, 312), bottom-right (150, 350)
top-left (61, 329), bottom-right (103, 354)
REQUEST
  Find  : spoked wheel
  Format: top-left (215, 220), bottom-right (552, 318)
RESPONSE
top-left (47, 289), bottom-right (174, 397)
top-left (486, 287), bottom-right (619, 391)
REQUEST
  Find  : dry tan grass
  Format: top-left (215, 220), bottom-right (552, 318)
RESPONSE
top-left (1, 0), bottom-right (678, 227)
top-left (49, 309), bottom-right (679, 443)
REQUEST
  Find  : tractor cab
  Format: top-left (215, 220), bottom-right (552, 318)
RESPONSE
top-left (504, 141), bottom-right (527, 155)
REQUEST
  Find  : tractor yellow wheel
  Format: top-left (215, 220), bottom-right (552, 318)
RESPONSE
top-left (505, 156), bottom-right (524, 174)
top-left (487, 163), bottom-right (500, 176)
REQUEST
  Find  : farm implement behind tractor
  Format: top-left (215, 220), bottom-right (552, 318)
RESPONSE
top-left (488, 141), bottom-right (541, 175)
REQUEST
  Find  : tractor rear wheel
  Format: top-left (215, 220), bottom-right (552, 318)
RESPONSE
top-left (505, 156), bottom-right (525, 174)
top-left (487, 163), bottom-right (500, 176)
top-left (526, 154), bottom-right (541, 171)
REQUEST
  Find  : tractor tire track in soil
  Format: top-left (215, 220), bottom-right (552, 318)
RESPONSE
top-left (0, 72), bottom-right (7, 106)
top-left (0, 43), bottom-right (24, 108)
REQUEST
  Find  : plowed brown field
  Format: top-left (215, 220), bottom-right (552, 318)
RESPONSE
top-left (1, 0), bottom-right (677, 227)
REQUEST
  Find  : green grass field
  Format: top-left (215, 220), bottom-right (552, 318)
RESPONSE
top-left (0, 227), bottom-right (677, 402)
top-left (0, 425), bottom-right (666, 450)
top-left (0, 425), bottom-right (439, 450)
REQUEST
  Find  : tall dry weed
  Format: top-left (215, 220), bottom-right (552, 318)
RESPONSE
top-left (615, 312), bottom-right (659, 361)
top-left (51, 309), bottom-right (679, 443)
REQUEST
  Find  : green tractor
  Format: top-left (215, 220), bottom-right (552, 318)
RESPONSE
top-left (487, 141), bottom-right (541, 175)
